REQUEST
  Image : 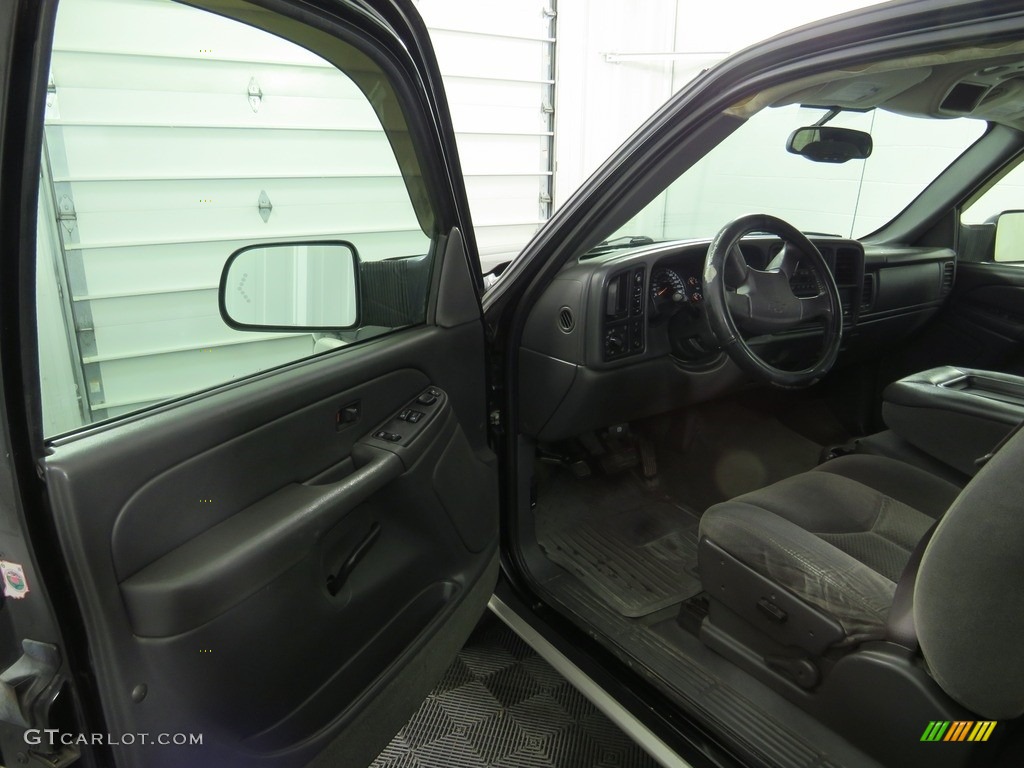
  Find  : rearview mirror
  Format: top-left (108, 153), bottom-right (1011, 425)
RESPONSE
top-left (786, 126), bottom-right (873, 164)
top-left (219, 242), bottom-right (359, 331)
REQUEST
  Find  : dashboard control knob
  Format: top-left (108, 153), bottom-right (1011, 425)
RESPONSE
top-left (605, 329), bottom-right (626, 356)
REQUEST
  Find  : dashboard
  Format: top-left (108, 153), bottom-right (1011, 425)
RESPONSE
top-left (519, 235), bottom-right (956, 441)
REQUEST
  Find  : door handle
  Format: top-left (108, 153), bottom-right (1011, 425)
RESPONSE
top-left (326, 522), bottom-right (381, 596)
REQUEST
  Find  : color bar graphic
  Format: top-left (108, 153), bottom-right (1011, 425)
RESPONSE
top-left (920, 721), bottom-right (996, 743)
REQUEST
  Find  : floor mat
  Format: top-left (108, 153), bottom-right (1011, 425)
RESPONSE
top-left (659, 402), bottom-right (826, 513)
top-left (538, 499), bottom-right (702, 618)
top-left (370, 615), bottom-right (658, 768)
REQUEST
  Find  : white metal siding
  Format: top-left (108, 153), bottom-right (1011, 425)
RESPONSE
top-left (417, 1), bottom-right (556, 270)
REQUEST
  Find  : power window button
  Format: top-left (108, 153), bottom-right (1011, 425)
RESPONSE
top-left (374, 430), bottom-right (402, 442)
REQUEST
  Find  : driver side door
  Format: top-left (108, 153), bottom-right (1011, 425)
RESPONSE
top-left (0, 1), bottom-right (496, 766)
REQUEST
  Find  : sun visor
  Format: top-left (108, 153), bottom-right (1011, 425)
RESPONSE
top-left (771, 67), bottom-right (933, 110)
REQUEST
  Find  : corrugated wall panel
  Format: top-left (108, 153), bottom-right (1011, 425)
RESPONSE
top-left (418, 2), bottom-right (556, 269)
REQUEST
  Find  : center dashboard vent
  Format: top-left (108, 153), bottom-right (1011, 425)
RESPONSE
top-left (557, 306), bottom-right (575, 333)
top-left (833, 249), bottom-right (858, 286)
top-left (861, 273), bottom-right (875, 311)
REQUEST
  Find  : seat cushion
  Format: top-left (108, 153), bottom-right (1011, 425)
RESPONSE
top-left (700, 455), bottom-right (958, 644)
top-left (812, 454), bottom-right (961, 518)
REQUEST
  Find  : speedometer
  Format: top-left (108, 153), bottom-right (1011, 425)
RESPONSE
top-left (650, 267), bottom-right (686, 314)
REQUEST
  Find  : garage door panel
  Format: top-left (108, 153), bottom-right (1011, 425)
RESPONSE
top-left (429, 31), bottom-right (551, 83)
top-left (456, 133), bottom-right (550, 175)
top-left (67, 176), bottom-right (413, 214)
top-left (71, 200), bottom-right (421, 250)
top-left (51, 87), bottom-right (382, 133)
top-left (91, 336), bottom-right (312, 411)
top-left (54, 0), bottom-right (328, 67)
top-left (416, 0), bottom-right (553, 41)
top-left (444, 78), bottom-right (545, 110)
top-left (51, 125), bottom-right (405, 180)
top-left (52, 50), bottom-right (355, 97)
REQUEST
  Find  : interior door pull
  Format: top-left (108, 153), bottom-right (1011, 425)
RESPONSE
top-left (326, 522), bottom-right (381, 596)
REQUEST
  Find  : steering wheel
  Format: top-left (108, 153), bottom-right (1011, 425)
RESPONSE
top-left (702, 214), bottom-right (842, 388)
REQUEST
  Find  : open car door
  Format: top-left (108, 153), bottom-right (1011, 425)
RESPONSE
top-left (0, 1), bottom-right (497, 766)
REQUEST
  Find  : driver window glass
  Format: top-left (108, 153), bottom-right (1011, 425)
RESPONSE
top-left (35, 0), bottom-right (433, 437)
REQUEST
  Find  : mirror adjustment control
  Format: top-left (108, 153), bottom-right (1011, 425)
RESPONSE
top-left (367, 386), bottom-right (446, 458)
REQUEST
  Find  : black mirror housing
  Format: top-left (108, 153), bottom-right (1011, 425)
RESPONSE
top-left (786, 126), bottom-right (873, 164)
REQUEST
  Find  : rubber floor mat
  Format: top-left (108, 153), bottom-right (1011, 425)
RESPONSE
top-left (538, 501), bottom-right (702, 618)
top-left (371, 616), bottom-right (658, 768)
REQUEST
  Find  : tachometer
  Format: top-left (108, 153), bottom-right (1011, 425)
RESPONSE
top-left (650, 267), bottom-right (686, 314)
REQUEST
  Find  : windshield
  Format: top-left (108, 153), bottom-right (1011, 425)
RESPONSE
top-left (609, 104), bottom-right (987, 244)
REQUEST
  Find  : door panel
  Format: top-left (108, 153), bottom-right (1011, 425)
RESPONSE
top-left (895, 262), bottom-right (1024, 378)
top-left (41, 321), bottom-right (497, 768)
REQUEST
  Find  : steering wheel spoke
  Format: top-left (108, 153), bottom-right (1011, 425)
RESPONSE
top-left (799, 291), bottom-right (833, 321)
top-left (726, 289), bottom-right (753, 322)
top-left (767, 244), bottom-right (801, 279)
top-left (725, 244), bottom-right (749, 287)
top-left (703, 214), bottom-right (842, 387)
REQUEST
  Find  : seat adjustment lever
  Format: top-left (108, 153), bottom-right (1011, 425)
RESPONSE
top-left (765, 654), bottom-right (820, 689)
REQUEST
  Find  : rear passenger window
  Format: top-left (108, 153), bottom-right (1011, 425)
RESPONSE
top-left (36, 0), bottom-right (436, 437)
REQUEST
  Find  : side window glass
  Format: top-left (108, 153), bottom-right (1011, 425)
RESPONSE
top-left (962, 158), bottom-right (1024, 262)
top-left (36, 0), bottom-right (434, 437)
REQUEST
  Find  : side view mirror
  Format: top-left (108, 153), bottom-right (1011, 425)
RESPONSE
top-left (219, 241), bottom-right (359, 331)
top-left (786, 126), bottom-right (873, 164)
top-left (994, 210), bottom-right (1024, 263)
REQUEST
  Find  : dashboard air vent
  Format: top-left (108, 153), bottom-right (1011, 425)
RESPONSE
top-left (558, 306), bottom-right (575, 333)
top-left (940, 261), bottom-right (955, 295)
top-left (861, 273), bottom-right (875, 312)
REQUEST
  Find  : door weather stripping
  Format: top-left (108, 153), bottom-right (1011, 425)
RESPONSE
top-left (488, 595), bottom-right (694, 768)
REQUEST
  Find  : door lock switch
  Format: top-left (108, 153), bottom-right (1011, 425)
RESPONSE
top-left (416, 392), bottom-right (438, 405)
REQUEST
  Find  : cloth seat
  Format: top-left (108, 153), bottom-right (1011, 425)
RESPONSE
top-left (699, 454), bottom-right (961, 643)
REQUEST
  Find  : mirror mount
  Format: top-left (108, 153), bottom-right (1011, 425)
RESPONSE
top-left (812, 108), bottom-right (841, 127)
top-left (219, 241), bottom-right (360, 332)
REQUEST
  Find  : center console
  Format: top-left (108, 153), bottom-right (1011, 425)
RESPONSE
top-left (882, 366), bottom-right (1024, 476)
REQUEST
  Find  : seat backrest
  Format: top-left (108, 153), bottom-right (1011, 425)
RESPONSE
top-left (915, 424), bottom-right (1024, 719)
